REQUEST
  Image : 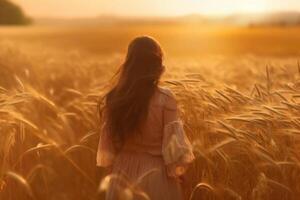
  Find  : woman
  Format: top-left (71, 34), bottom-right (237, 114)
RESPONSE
top-left (97, 36), bottom-right (195, 200)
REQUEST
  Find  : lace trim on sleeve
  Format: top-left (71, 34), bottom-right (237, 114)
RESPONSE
top-left (162, 121), bottom-right (195, 177)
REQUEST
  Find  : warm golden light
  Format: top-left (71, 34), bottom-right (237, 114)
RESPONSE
top-left (2, 0), bottom-right (300, 200)
top-left (239, 0), bottom-right (269, 13)
top-left (183, 0), bottom-right (270, 16)
top-left (11, 0), bottom-right (300, 18)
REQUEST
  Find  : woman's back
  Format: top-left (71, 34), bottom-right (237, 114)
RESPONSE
top-left (97, 87), bottom-right (194, 200)
top-left (122, 87), bottom-right (177, 155)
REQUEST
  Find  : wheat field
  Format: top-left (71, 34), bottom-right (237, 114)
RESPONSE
top-left (1, 24), bottom-right (300, 200)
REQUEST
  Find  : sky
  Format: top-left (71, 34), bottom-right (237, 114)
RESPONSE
top-left (12, 0), bottom-right (300, 18)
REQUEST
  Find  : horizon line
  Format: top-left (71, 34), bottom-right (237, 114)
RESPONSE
top-left (29, 10), bottom-right (300, 20)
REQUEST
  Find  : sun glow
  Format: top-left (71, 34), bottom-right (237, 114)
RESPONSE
top-left (239, 1), bottom-right (269, 13)
top-left (11, 0), bottom-right (295, 18)
top-left (189, 0), bottom-right (270, 16)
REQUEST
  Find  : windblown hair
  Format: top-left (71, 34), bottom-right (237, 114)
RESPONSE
top-left (100, 36), bottom-right (164, 149)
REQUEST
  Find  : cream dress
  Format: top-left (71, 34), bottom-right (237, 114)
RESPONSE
top-left (96, 87), bottom-right (195, 200)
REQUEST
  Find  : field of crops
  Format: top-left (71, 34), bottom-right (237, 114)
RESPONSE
top-left (1, 24), bottom-right (300, 200)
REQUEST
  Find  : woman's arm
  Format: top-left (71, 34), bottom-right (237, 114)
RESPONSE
top-left (96, 110), bottom-right (116, 169)
top-left (162, 90), bottom-right (195, 178)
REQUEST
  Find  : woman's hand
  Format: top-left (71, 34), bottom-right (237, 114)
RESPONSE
top-left (178, 173), bottom-right (189, 187)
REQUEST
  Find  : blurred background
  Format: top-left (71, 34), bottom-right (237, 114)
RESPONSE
top-left (1, 0), bottom-right (300, 57)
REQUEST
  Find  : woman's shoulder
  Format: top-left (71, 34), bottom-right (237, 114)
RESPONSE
top-left (157, 86), bottom-right (175, 98)
top-left (156, 86), bottom-right (177, 110)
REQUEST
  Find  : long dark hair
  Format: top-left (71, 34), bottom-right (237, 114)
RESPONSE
top-left (100, 36), bottom-right (164, 149)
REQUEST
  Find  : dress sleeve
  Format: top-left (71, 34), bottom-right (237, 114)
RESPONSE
top-left (96, 113), bottom-right (116, 167)
top-left (162, 91), bottom-right (195, 178)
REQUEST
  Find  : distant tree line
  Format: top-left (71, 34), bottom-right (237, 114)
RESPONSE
top-left (0, 0), bottom-right (31, 25)
top-left (248, 18), bottom-right (300, 28)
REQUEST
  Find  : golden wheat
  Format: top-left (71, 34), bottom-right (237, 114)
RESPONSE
top-left (1, 25), bottom-right (300, 200)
